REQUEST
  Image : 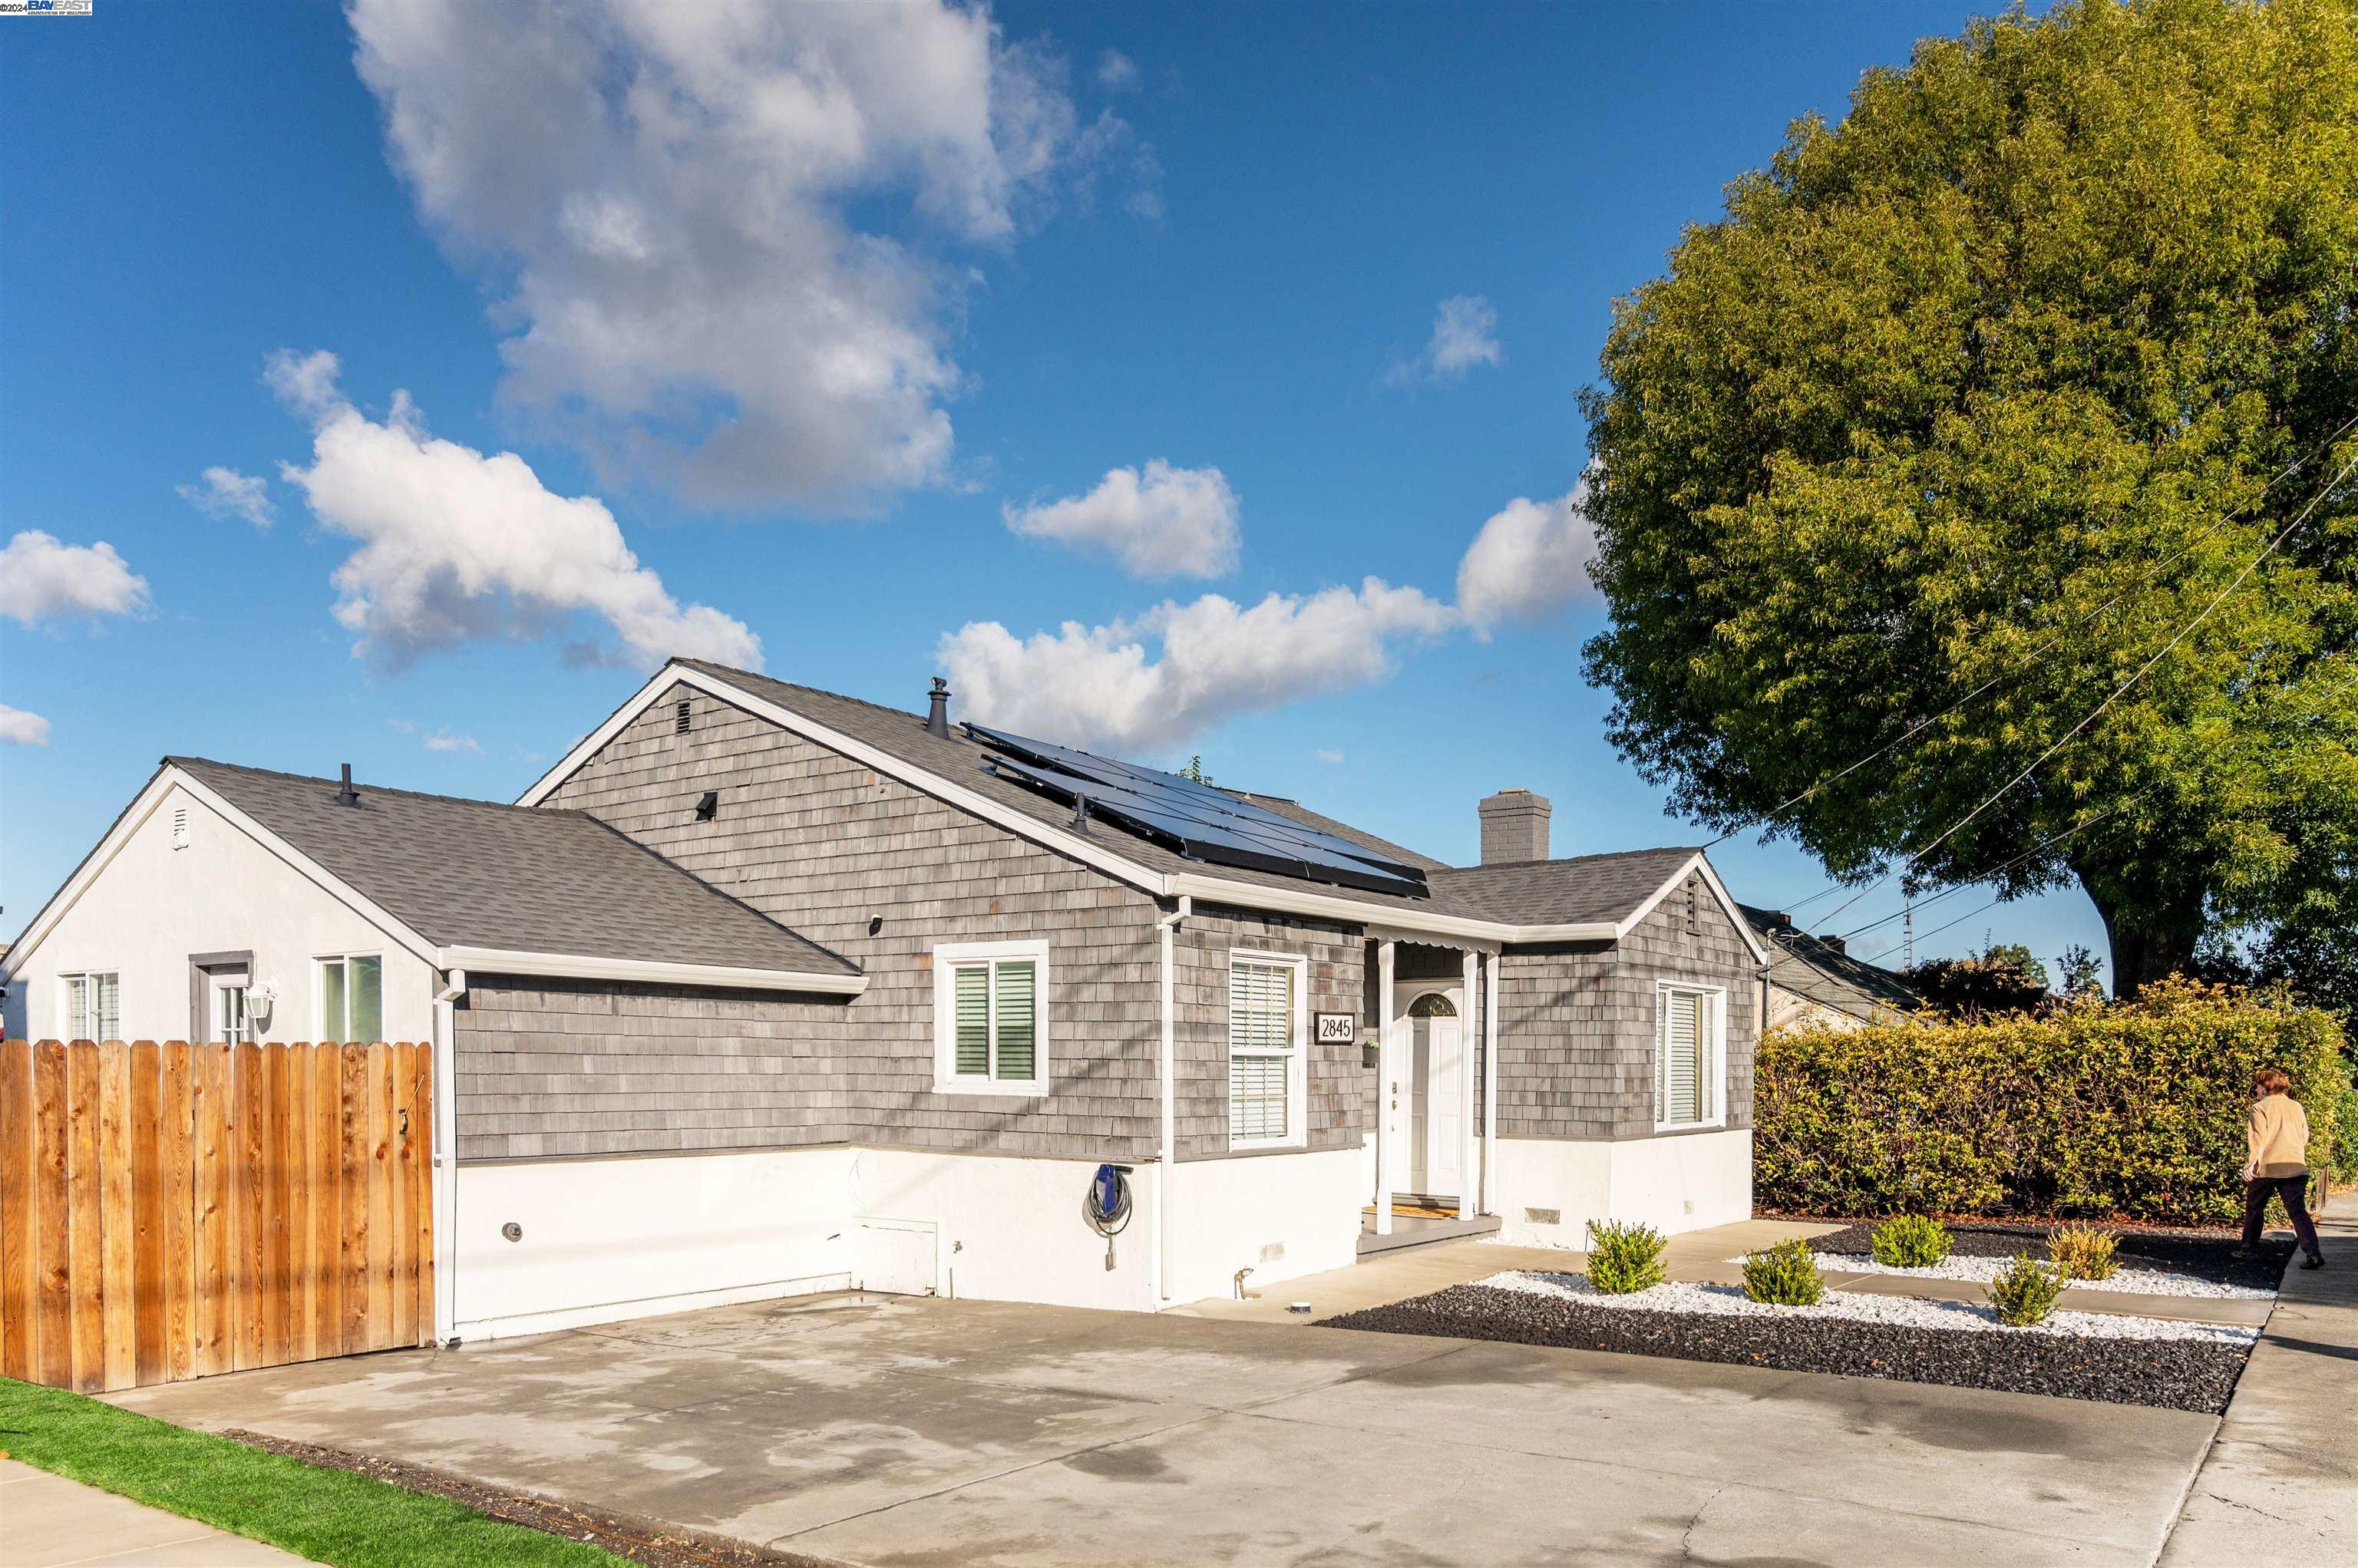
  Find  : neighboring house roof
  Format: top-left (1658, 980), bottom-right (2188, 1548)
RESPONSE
top-left (1739, 904), bottom-right (1923, 1022)
top-left (1425, 848), bottom-right (1710, 928)
top-left (169, 758), bottom-right (857, 982)
top-left (521, 659), bottom-right (1768, 959)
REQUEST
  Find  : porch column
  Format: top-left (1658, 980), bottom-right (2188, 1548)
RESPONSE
top-left (1376, 938), bottom-right (1397, 1236)
top-left (1483, 953), bottom-right (1501, 1216)
top-left (1458, 949), bottom-right (1478, 1219)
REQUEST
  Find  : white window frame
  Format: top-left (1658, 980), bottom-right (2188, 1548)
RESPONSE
top-left (313, 952), bottom-right (386, 1043)
top-left (1653, 979), bottom-right (1728, 1133)
top-left (931, 939), bottom-right (1052, 1097)
top-left (59, 971), bottom-right (122, 1042)
top-left (1227, 948), bottom-right (1309, 1151)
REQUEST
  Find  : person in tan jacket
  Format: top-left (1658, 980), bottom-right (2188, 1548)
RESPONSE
top-left (2234, 1068), bottom-right (2324, 1269)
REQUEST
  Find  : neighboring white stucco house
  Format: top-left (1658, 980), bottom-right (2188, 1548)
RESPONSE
top-left (4, 662), bottom-right (1768, 1342)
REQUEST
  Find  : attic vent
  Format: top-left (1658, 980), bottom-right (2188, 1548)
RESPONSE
top-left (1686, 878), bottom-right (1699, 935)
top-left (171, 807), bottom-right (190, 850)
top-left (675, 698), bottom-right (692, 735)
top-left (695, 789), bottom-right (718, 823)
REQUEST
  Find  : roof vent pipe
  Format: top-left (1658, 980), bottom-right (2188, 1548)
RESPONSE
top-left (926, 676), bottom-right (952, 739)
top-left (335, 763), bottom-right (360, 807)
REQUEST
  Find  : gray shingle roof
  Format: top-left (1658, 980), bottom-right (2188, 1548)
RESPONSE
top-left (173, 757), bottom-right (856, 979)
top-left (672, 660), bottom-right (1704, 929)
top-left (1739, 904), bottom-right (1922, 1022)
top-left (1423, 848), bottom-right (1704, 928)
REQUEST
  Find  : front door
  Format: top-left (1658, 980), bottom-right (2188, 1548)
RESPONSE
top-left (1407, 991), bottom-right (1462, 1199)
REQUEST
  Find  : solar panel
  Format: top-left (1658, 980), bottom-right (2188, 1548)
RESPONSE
top-left (967, 723), bottom-right (1428, 897)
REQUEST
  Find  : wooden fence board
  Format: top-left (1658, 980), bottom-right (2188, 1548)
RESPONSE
top-left (365, 1045), bottom-right (393, 1350)
top-left (232, 1041), bottom-right (265, 1372)
top-left (262, 1044), bottom-right (292, 1369)
top-left (390, 1046), bottom-right (418, 1347)
top-left (193, 1044), bottom-right (233, 1378)
top-left (340, 1045), bottom-right (369, 1352)
top-left (161, 1044), bottom-right (195, 1385)
top-left (32, 1041), bottom-right (72, 1388)
top-left (1, 1040), bottom-right (31, 1382)
top-left (98, 1042), bottom-right (137, 1391)
top-left (414, 1052), bottom-right (435, 1342)
top-left (311, 1043), bottom-right (342, 1361)
top-left (66, 1041), bottom-right (106, 1392)
top-left (130, 1042), bottom-right (166, 1387)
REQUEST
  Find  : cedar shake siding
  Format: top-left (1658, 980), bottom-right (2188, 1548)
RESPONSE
top-left (1172, 903), bottom-right (1367, 1160)
top-left (1494, 870), bottom-right (1756, 1141)
top-left (534, 682), bottom-right (1164, 1161)
top-left (454, 976), bottom-right (852, 1160)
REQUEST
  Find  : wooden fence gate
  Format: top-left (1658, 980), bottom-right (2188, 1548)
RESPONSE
top-left (0, 1040), bottom-right (434, 1394)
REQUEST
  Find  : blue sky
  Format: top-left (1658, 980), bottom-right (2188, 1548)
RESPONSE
top-left (1, 1), bottom-right (2101, 979)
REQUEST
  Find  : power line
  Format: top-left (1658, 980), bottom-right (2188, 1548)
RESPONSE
top-left (1831, 795), bottom-right (2141, 945)
top-left (1704, 411), bottom-right (2358, 854)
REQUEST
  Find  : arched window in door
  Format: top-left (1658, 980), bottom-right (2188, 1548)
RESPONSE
top-left (1407, 992), bottom-right (1457, 1018)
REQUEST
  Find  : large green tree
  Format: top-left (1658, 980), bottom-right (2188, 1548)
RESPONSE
top-left (1583, 0), bottom-right (2358, 993)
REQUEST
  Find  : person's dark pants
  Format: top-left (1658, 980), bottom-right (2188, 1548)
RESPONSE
top-left (2241, 1174), bottom-right (2323, 1257)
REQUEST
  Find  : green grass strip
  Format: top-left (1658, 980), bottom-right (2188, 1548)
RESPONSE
top-left (0, 1377), bottom-right (630, 1568)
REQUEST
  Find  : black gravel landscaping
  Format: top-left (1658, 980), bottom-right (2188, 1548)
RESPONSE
top-left (1802, 1221), bottom-right (2292, 1290)
top-left (1320, 1283), bottom-right (2254, 1414)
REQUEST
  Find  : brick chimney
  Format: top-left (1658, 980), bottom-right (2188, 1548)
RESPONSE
top-left (1478, 788), bottom-right (1551, 864)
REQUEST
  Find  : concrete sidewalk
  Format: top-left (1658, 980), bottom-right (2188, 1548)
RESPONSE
top-left (2159, 1190), bottom-right (2358, 1566)
top-left (0, 1458), bottom-right (312, 1566)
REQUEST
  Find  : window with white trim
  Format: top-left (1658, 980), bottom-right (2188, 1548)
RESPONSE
top-left (61, 972), bottom-right (121, 1042)
top-left (1229, 952), bottom-right (1306, 1146)
top-left (1653, 983), bottom-right (1725, 1130)
top-left (316, 954), bottom-right (384, 1043)
top-left (932, 939), bottom-right (1049, 1095)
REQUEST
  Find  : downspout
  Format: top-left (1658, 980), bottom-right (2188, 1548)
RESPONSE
top-left (1154, 895), bottom-right (1190, 1307)
top-left (1482, 953), bottom-right (1500, 1217)
top-left (431, 969), bottom-right (466, 1346)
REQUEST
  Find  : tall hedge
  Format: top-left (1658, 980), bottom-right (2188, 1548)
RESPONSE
top-left (1755, 982), bottom-right (2350, 1225)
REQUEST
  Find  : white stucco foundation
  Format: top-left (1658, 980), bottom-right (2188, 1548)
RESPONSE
top-left (1164, 1146), bottom-right (1365, 1306)
top-left (849, 1146), bottom-right (1163, 1312)
top-left (453, 1146), bottom-right (856, 1341)
top-left (1491, 1128), bottom-right (1752, 1247)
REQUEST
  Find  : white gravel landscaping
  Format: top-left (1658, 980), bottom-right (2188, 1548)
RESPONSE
top-left (1802, 1253), bottom-right (2277, 1300)
top-left (1478, 1270), bottom-right (2262, 1345)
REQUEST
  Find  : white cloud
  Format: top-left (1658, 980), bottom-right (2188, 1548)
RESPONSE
top-left (348, 0), bottom-right (1153, 510)
top-left (0, 531), bottom-right (150, 626)
top-left (0, 705), bottom-right (51, 746)
top-left (1316, 748), bottom-right (1344, 764)
top-left (178, 467), bottom-right (276, 528)
top-left (388, 718), bottom-right (484, 754)
top-left (271, 352), bottom-right (760, 672)
top-left (939, 578), bottom-right (1453, 753)
top-left (1003, 460), bottom-right (1240, 578)
top-left (1455, 484), bottom-right (1600, 637)
top-left (263, 348), bottom-right (345, 421)
top-left (1096, 49), bottom-right (1139, 91)
top-left (1387, 295), bottom-right (1501, 385)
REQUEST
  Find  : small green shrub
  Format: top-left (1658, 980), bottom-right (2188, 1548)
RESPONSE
top-left (1584, 1218), bottom-right (1666, 1295)
top-left (1742, 1239), bottom-right (1825, 1306)
top-left (2047, 1221), bottom-right (2119, 1281)
top-left (1870, 1213), bottom-right (1953, 1267)
top-left (1987, 1253), bottom-right (2066, 1326)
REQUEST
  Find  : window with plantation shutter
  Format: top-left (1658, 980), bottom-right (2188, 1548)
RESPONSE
top-left (1654, 983), bottom-right (1722, 1130)
top-left (933, 940), bottom-right (1050, 1094)
top-left (1229, 952), bottom-right (1305, 1146)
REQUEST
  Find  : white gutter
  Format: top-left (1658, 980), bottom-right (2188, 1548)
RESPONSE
top-left (431, 968), bottom-right (466, 1346)
top-left (1154, 895), bottom-right (1191, 1307)
top-left (434, 946), bottom-right (867, 997)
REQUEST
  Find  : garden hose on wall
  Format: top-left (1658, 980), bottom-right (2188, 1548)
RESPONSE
top-left (1085, 1163), bottom-right (1134, 1272)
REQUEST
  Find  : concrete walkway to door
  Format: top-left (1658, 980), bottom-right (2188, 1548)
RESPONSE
top-left (106, 1284), bottom-right (2218, 1566)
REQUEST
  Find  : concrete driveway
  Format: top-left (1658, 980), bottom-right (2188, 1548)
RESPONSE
top-left (106, 1287), bottom-right (2218, 1567)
